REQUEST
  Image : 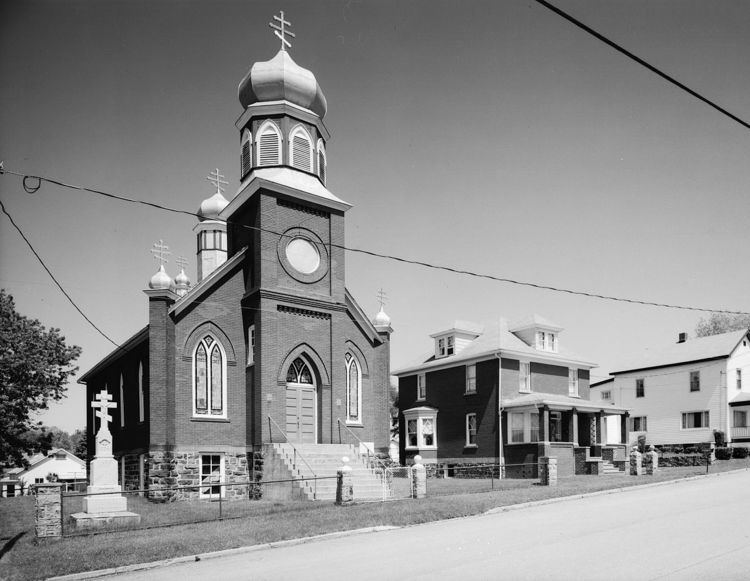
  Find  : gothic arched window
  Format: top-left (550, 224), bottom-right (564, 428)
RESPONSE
top-left (240, 129), bottom-right (252, 178)
top-left (286, 357), bottom-right (314, 384)
top-left (316, 139), bottom-right (327, 185)
top-left (256, 121), bottom-right (282, 167)
top-left (290, 125), bottom-right (313, 172)
top-left (193, 335), bottom-right (226, 417)
top-left (345, 353), bottom-right (361, 424)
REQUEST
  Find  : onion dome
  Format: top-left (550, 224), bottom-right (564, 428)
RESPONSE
top-left (175, 268), bottom-right (190, 287)
top-left (238, 49), bottom-right (327, 118)
top-left (197, 191), bottom-right (230, 221)
top-left (149, 264), bottom-right (173, 290)
top-left (373, 306), bottom-right (392, 328)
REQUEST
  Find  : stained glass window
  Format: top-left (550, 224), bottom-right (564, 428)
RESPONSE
top-left (194, 336), bottom-right (224, 417)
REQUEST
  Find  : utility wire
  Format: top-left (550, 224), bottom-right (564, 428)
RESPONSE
top-left (0, 198), bottom-right (121, 348)
top-left (533, 0), bottom-right (750, 131)
top-left (2, 167), bottom-right (749, 316)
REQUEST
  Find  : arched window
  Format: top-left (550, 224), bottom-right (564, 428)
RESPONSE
top-left (240, 129), bottom-right (252, 178)
top-left (316, 140), bottom-right (327, 184)
top-left (256, 121), bottom-right (282, 167)
top-left (119, 374), bottom-right (125, 428)
top-left (286, 357), bottom-right (314, 384)
top-left (138, 362), bottom-right (144, 423)
top-left (345, 353), bottom-right (361, 424)
top-left (289, 125), bottom-right (313, 172)
top-left (193, 335), bottom-right (226, 417)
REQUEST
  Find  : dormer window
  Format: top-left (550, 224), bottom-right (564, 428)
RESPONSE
top-left (435, 334), bottom-right (456, 358)
top-left (535, 331), bottom-right (558, 352)
top-left (447, 336), bottom-right (454, 355)
top-left (437, 338), bottom-right (445, 357)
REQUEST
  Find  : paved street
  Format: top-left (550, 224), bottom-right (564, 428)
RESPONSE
top-left (113, 471), bottom-right (750, 581)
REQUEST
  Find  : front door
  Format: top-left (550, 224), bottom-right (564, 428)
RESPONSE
top-left (285, 357), bottom-right (317, 444)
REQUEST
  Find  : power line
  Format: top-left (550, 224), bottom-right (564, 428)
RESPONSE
top-left (0, 198), bottom-right (120, 348)
top-left (2, 167), bottom-right (749, 316)
top-left (533, 0), bottom-right (750, 131)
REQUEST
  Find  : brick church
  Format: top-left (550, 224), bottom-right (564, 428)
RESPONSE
top-left (79, 14), bottom-right (393, 498)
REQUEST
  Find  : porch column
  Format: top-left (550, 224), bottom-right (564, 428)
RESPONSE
top-left (621, 412), bottom-right (629, 445)
top-left (571, 408), bottom-right (579, 445)
top-left (539, 406), bottom-right (549, 442)
top-left (595, 412), bottom-right (603, 445)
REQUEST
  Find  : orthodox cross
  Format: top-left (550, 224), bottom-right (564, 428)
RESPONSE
top-left (206, 168), bottom-right (228, 196)
top-left (150, 239), bottom-right (171, 266)
top-left (377, 288), bottom-right (388, 309)
top-left (176, 256), bottom-right (188, 273)
top-left (269, 11), bottom-right (295, 51)
top-left (91, 389), bottom-right (117, 432)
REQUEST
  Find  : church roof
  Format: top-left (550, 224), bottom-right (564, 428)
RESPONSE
top-left (223, 167), bottom-right (351, 219)
top-left (394, 318), bottom-right (596, 376)
top-left (78, 326), bottom-right (149, 384)
top-left (238, 49), bottom-right (327, 118)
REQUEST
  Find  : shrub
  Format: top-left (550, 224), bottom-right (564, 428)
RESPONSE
top-left (715, 447), bottom-right (733, 460)
top-left (637, 434), bottom-right (647, 453)
top-left (672, 445), bottom-right (683, 454)
top-left (714, 430), bottom-right (726, 447)
top-left (731, 446), bottom-right (749, 459)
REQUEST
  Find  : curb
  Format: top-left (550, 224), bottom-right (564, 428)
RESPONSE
top-left (46, 526), bottom-right (399, 581)
top-left (483, 467), bottom-right (749, 516)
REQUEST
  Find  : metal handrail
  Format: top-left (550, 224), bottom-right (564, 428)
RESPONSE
top-left (336, 418), bottom-right (390, 476)
top-left (267, 415), bottom-right (318, 482)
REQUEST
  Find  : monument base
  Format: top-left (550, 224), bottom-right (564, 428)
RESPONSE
top-left (82, 489), bottom-right (129, 513)
top-left (70, 511), bottom-right (141, 531)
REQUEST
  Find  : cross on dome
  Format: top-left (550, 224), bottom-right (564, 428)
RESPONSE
top-left (206, 168), bottom-right (229, 195)
top-left (269, 10), bottom-right (295, 51)
top-left (91, 389), bottom-right (117, 430)
top-left (150, 239), bottom-right (171, 266)
top-left (377, 288), bottom-right (388, 309)
top-left (176, 256), bottom-right (188, 272)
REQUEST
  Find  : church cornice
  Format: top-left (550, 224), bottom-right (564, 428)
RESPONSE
top-left (249, 288), bottom-right (348, 313)
top-left (235, 100), bottom-right (330, 141)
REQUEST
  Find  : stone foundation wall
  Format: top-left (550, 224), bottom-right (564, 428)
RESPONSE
top-left (250, 449), bottom-right (263, 499)
top-left (121, 454), bottom-right (143, 492)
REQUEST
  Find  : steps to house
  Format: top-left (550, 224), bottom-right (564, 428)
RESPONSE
top-left (266, 443), bottom-right (392, 501)
top-left (601, 460), bottom-right (624, 474)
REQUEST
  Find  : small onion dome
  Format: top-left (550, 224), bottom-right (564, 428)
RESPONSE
top-left (238, 49), bottom-right (327, 118)
top-left (175, 268), bottom-right (190, 288)
top-left (372, 306), bottom-right (391, 328)
top-left (197, 191), bottom-right (229, 221)
top-left (149, 264), bottom-right (173, 290)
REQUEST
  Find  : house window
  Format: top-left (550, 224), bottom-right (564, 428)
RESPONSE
top-left (549, 411), bottom-right (563, 442)
top-left (404, 411), bottom-right (438, 449)
top-left (345, 353), bottom-right (362, 424)
top-left (549, 333), bottom-right (557, 352)
top-left (689, 371), bottom-right (700, 392)
top-left (737, 369), bottom-right (742, 390)
top-left (465, 413), bottom-right (477, 447)
top-left (193, 335), bottom-right (227, 418)
top-left (289, 125), bottom-right (313, 172)
top-left (601, 390), bottom-right (612, 401)
top-left (119, 374), bottom-right (125, 428)
top-left (568, 369), bottom-right (579, 397)
top-left (446, 336), bottom-right (454, 356)
top-left (536, 331), bottom-right (545, 350)
top-left (247, 325), bottom-right (255, 366)
top-left (317, 140), bottom-right (327, 184)
top-left (636, 378), bottom-right (645, 398)
top-left (417, 374), bottom-right (426, 400)
top-left (519, 362), bottom-right (531, 393)
top-left (509, 411), bottom-right (540, 443)
top-left (138, 361), bottom-right (144, 423)
top-left (240, 129), bottom-right (252, 178)
top-left (200, 454), bottom-right (224, 499)
top-left (733, 410), bottom-right (748, 428)
top-left (407, 419), bottom-right (418, 447)
top-left (437, 338), bottom-right (445, 357)
top-left (681, 411), bottom-right (709, 429)
top-left (199, 230), bottom-right (227, 252)
top-left (35, 478), bottom-right (44, 484)
top-left (630, 416), bottom-right (648, 432)
top-left (466, 364), bottom-right (477, 393)
top-left (256, 121), bottom-right (282, 166)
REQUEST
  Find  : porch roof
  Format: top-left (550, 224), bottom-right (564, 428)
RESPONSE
top-left (729, 392), bottom-right (750, 407)
top-left (502, 393), bottom-right (628, 415)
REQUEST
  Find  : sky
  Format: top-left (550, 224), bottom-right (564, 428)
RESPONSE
top-left (1, 0), bottom-right (749, 433)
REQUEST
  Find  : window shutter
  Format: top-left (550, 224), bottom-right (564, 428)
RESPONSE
top-left (241, 140), bottom-right (251, 177)
top-left (292, 134), bottom-right (311, 171)
top-left (258, 131), bottom-right (280, 166)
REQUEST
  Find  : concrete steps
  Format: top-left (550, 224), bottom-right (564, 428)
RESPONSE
top-left (269, 443), bottom-right (388, 501)
top-left (602, 460), bottom-right (624, 474)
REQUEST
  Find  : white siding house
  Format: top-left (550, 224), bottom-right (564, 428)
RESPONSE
top-left (592, 329), bottom-right (750, 446)
top-left (0, 449), bottom-right (86, 497)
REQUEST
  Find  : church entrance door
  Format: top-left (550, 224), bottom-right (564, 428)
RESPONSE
top-left (285, 357), bottom-right (317, 444)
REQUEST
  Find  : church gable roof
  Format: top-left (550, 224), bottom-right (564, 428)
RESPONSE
top-left (78, 326), bottom-right (148, 384)
top-left (344, 288), bottom-right (383, 345)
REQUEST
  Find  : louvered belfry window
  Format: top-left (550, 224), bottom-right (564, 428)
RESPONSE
top-left (257, 122), bottom-right (281, 166)
top-left (240, 131), bottom-right (251, 178)
top-left (290, 127), bottom-right (312, 172)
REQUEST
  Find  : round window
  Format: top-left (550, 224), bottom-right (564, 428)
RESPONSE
top-left (285, 237), bottom-right (320, 274)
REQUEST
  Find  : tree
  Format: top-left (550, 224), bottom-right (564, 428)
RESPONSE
top-left (0, 290), bottom-right (81, 469)
top-left (695, 313), bottom-right (750, 338)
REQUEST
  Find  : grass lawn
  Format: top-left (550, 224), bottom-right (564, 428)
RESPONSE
top-left (1, 460), bottom-right (747, 581)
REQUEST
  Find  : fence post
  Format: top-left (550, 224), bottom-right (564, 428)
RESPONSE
top-left (336, 457), bottom-right (353, 505)
top-left (34, 483), bottom-right (63, 539)
top-left (411, 455), bottom-right (426, 499)
top-left (629, 446), bottom-right (642, 476)
top-left (539, 457), bottom-right (557, 486)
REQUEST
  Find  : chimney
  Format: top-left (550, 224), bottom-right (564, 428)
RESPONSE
top-left (678, 332), bottom-right (688, 343)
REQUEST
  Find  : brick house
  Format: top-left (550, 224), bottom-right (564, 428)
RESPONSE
top-left (79, 28), bottom-right (392, 499)
top-left (395, 316), bottom-right (630, 477)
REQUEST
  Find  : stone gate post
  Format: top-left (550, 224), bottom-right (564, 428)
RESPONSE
top-left (35, 483), bottom-right (63, 539)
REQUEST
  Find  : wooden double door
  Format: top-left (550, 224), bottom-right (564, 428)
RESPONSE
top-left (285, 383), bottom-right (316, 443)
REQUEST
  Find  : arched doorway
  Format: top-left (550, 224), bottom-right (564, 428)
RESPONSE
top-left (285, 356), bottom-right (317, 443)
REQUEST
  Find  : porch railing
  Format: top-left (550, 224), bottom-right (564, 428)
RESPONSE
top-left (335, 418), bottom-right (391, 478)
top-left (267, 415), bottom-right (318, 499)
top-left (731, 426), bottom-right (750, 439)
